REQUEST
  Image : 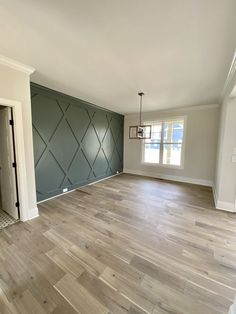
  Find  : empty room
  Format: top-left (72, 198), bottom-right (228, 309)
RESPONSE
top-left (0, 1), bottom-right (236, 313)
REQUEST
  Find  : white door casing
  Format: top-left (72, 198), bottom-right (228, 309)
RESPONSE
top-left (0, 56), bottom-right (38, 221)
top-left (0, 107), bottom-right (18, 219)
top-left (0, 98), bottom-right (38, 221)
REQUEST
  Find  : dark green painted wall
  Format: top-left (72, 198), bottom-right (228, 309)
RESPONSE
top-left (31, 83), bottom-right (124, 202)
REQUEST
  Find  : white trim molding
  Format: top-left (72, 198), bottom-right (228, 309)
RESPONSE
top-left (123, 169), bottom-right (213, 187)
top-left (27, 207), bottom-right (39, 220)
top-left (0, 55), bottom-right (35, 75)
top-left (215, 200), bottom-right (236, 213)
top-left (141, 115), bottom-right (187, 170)
top-left (0, 97), bottom-right (39, 221)
top-left (38, 172), bottom-right (122, 204)
top-left (125, 104), bottom-right (219, 117)
top-left (213, 186), bottom-right (236, 213)
top-left (221, 50), bottom-right (236, 102)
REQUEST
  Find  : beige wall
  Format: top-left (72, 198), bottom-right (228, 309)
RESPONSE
top-left (0, 64), bottom-right (38, 219)
top-left (124, 105), bottom-right (219, 186)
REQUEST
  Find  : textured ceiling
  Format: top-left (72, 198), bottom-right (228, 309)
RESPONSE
top-left (0, 0), bottom-right (235, 114)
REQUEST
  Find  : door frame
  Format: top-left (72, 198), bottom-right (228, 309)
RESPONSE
top-left (0, 97), bottom-right (29, 221)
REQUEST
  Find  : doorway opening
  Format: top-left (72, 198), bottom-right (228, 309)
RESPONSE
top-left (0, 105), bottom-right (19, 229)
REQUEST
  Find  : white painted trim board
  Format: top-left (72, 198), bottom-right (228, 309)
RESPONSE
top-left (212, 185), bottom-right (236, 212)
top-left (0, 55), bottom-right (35, 75)
top-left (37, 172), bottom-right (122, 204)
top-left (124, 168), bottom-right (213, 187)
top-left (0, 97), bottom-right (39, 221)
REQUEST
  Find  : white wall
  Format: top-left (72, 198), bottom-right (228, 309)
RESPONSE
top-left (213, 51), bottom-right (236, 213)
top-left (0, 63), bottom-right (38, 220)
top-left (124, 105), bottom-right (219, 186)
top-left (214, 97), bottom-right (236, 212)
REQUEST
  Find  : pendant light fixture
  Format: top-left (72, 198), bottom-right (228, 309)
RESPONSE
top-left (129, 92), bottom-right (151, 139)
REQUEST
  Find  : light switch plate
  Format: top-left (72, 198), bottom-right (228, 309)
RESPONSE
top-left (232, 155), bottom-right (236, 163)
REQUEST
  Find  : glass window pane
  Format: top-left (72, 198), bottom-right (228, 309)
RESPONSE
top-left (163, 143), bottom-right (182, 166)
top-left (151, 123), bottom-right (162, 142)
top-left (163, 120), bottom-right (184, 143)
top-left (145, 122), bottom-right (162, 144)
top-left (144, 143), bottom-right (160, 163)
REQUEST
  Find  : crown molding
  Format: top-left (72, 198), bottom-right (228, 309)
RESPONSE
top-left (230, 84), bottom-right (236, 98)
top-left (0, 55), bottom-right (35, 75)
top-left (125, 103), bottom-right (219, 117)
top-left (221, 51), bottom-right (236, 102)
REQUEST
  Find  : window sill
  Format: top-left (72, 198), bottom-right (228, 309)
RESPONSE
top-left (141, 162), bottom-right (184, 170)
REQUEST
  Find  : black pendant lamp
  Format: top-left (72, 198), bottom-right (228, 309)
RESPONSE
top-left (129, 92), bottom-right (151, 139)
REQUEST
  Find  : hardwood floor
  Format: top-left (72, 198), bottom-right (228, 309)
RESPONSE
top-left (0, 173), bottom-right (236, 314)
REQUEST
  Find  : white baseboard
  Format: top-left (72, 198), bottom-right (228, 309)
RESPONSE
top-left (216, 201), bottom-right (236, 212)
top-left (37, 172), bottom-right (122, 204)
top-left (88, 172), bottom-right (121, 186)
top-left (123, 168), bottom-right (213, 187)
top-left (28, 206), bottom-right (39, 220)
top-left (212, 185), bottom-right (236, 212)
top-left (20, 206), bottom-right (39, 221)
top-left (37, 188), bottom-right (76, 204)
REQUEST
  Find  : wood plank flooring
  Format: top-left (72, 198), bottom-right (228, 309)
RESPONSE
top-left (0, 173), bottom-right (236, 313)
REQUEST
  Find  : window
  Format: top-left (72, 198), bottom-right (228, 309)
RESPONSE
top-left (143, 118), bottom-right (185, 167)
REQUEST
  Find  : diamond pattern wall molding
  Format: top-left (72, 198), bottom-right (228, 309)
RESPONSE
top-left (31, 83), bottom-right (124, 202)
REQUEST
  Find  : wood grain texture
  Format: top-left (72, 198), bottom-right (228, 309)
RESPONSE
top-left (0, 173), bottom-right (236, 313)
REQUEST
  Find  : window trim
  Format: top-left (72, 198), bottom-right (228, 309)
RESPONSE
top-left (141, 116), bottom-right (187, 169)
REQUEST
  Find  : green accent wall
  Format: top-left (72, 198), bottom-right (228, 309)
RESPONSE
top-left (31, 83), bottom-right (124, 202)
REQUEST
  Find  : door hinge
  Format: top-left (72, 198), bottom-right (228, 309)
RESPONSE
top-left (12, 162), bottom-right (16, 168)
top-left (9, 119), bottom-right (14, 126)
top-left (15, 202), bottom-right (19, 208)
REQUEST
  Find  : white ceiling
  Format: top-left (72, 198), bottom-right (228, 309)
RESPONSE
top-left (0, 0), bottom-right (235, 114)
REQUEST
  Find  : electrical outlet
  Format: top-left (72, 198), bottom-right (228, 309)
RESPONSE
top-left (63, 188), bottom-right (68, 193)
